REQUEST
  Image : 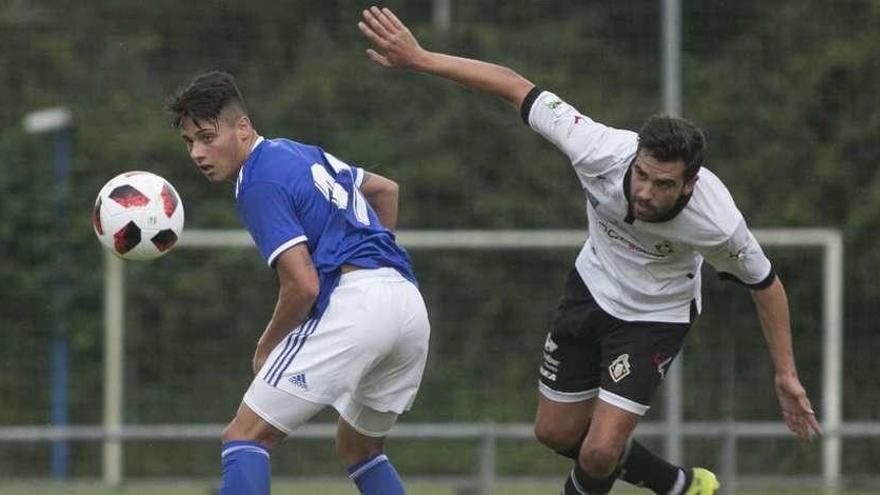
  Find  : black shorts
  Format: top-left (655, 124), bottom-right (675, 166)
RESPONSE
top-left (538, 268), bottom-right (692, 415)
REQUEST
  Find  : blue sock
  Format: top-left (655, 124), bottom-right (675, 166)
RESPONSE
top-left (220, 440), bottom-right (271, 495)
top-left (347, 453), bottom-right (405, 495)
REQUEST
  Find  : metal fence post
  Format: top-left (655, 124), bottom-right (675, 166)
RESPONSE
top-left (720, 419), bottom-right (737, 495)
top-left (665, 357), bottom-right (683, 464)
top-left (661, 0), bottom-right (684, 465)
top-left (479, 422), bottom-right (497, 495)
top-left (103, 251), bottom-right (124, 486)
top-left (822, 232), bottom-right (843, 493)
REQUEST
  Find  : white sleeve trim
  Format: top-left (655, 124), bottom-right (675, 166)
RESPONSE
top-left (598, 388), bottom-right (650, 416)
top-left (267, 235), bottom-right (307, 267)
top-left (355, 167), bottom-right (365, 187)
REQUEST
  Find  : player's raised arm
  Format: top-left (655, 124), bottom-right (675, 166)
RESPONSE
top-left (359, 6), bottom-right (534, 109)
top-left (359, 171), bottom-right (399, 231)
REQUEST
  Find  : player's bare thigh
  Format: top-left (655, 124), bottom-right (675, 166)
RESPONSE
top-left (533, 394), bottom-right (596, 451)
top-left (222, 402), bottom-right (287, 449)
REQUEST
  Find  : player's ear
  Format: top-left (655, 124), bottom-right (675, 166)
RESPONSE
top-left (683, 174), bottom-right (698, 195)
top-left (236, 115), bottom-right (252, 139)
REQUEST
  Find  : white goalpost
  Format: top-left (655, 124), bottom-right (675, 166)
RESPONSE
top-left (97, 228), bottom-right (845, 491)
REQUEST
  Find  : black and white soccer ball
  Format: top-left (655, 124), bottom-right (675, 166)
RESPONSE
top-left (93, 171), bottom-right (185, 260)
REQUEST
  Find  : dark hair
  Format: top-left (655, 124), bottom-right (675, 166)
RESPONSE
top-left (637, 116), bottom-right (706, 181)
top-left (167, 71), bottom-right (248, 128)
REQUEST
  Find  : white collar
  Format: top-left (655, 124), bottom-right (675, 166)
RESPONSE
top-left (236, 135), bottom-right (264, 198)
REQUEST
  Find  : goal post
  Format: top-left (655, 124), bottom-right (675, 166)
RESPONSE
top-left (101, 228), bottom-right (843, 488)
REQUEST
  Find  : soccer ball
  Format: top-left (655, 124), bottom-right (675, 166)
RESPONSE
top-left (92, 171), bottom-right (185, 260)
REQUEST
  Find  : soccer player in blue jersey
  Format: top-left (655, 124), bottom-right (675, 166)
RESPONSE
top-left (168, 71), bottom-right (430, 495)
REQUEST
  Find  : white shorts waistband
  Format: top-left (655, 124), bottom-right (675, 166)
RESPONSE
top-left (339, 267), bottom-right (406, 284)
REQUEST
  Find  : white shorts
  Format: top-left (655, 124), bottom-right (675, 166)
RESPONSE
top-left (244, 267), bottom-right (430, 433)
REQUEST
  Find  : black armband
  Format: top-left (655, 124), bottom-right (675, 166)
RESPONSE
top-left (717, 267), bottom-right (776, 290)
top-left (520, 86), bottom-right (544, 125)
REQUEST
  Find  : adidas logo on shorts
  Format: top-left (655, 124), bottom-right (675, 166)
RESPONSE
top-left (289, 373), bottom-right (308, 391)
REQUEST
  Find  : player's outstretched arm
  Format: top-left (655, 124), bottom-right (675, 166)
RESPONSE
top-left (360, 171), bottom-right (399, 231)
top-left (750, 276), bottom-right (823, 441)
top-left (359, 6), bottom-right (534, 109)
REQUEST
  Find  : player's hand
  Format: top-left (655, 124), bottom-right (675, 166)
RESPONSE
top-left (358, 6), bottom-right (427, 70)
top-left (775, 372), bottom-right (822, 441)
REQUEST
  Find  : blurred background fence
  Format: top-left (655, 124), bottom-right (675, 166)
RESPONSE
top-left (2, 0), bottom-right (879, 493)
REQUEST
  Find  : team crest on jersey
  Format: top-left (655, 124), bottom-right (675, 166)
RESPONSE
top-left (655, 240), bottom-right (674, 256)
top-left (544, 333), bottom-right (558, 353)
top-left (609, 354), bottom-right (631, 383)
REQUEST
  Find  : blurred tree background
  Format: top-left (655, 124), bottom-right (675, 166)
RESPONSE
top-left (1, 0), bottom-right (878, 484)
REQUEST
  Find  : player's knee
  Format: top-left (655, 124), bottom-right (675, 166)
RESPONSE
top-left (579, 445), bottom-right (619, 479)
top-left (534, 421), bottom-right (575, 452)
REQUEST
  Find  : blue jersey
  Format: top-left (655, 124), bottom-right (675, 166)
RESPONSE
top-left (235, 137), bottom-right (416, 317)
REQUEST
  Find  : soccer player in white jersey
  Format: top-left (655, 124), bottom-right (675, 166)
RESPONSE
top-left (359, 7), bottom-right (821, 495)
top-left (168, 71), bottom-right (430, 495)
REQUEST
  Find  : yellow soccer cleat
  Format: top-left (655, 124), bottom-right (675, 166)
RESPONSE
top-left (685, 467), bottom-right (720, 494)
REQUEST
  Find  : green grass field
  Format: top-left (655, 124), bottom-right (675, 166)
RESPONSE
top-left (2, 481), bottom-right (875, 495)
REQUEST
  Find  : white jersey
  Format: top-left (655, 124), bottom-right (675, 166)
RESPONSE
top-left (525, 90), bottom-right (773, 323)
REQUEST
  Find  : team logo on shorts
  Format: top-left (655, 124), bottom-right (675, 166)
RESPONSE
top-left (609, 354), bottom-right (631, 383)
top-left (289, 373), bottom-right (309, 391)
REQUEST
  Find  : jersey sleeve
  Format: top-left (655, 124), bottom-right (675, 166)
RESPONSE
top-left (521, 88), bottom-right (638, 177)
top-left (701, 220), bottom-right (775, 289)
top-left (322, 151), bottom-right (364, 186)
top-left (237, 180), bottom-right (307, 267)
